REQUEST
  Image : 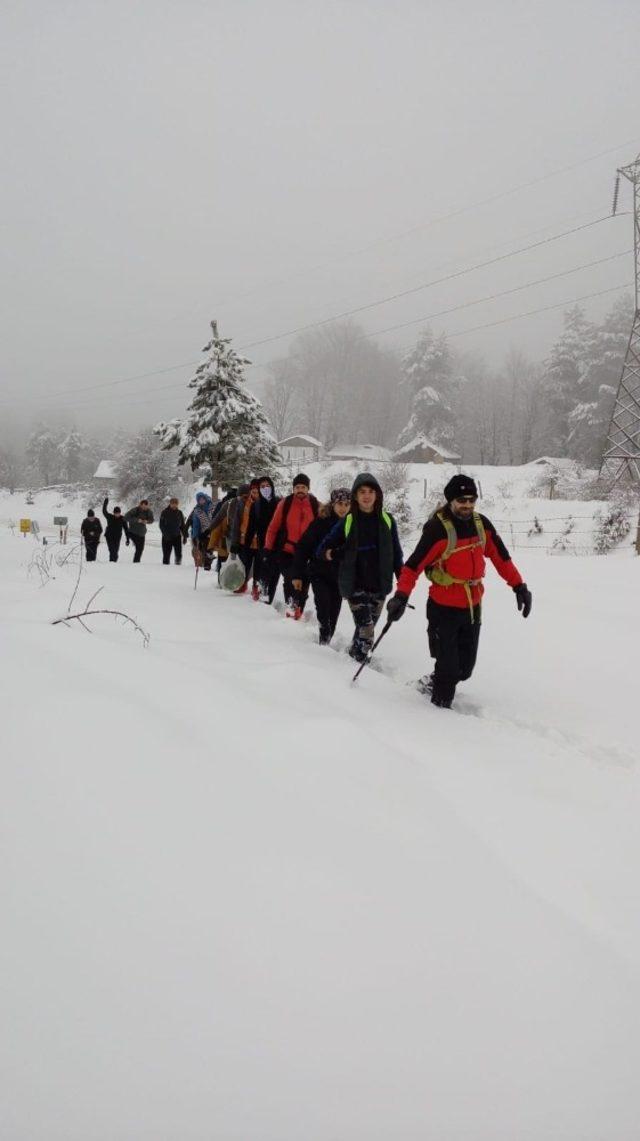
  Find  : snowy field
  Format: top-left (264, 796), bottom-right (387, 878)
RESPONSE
top-left (2, 487), bottom-right (640, 1139)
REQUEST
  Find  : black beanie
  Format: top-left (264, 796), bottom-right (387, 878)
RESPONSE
top-left (87, 508), bottom-right (95, 517)
top-left (292, 472), bottom-right (310, 488)
top-left (444, 474), bottom-right (478, 503)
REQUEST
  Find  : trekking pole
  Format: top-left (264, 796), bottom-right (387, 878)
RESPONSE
top-left (194, 564), bottom-right (200, 590)
top-left (351, 620), bottom-right (393, 685)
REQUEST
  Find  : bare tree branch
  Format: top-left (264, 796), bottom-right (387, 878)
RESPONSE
top-left (52, 607), bottom-right (150, 647)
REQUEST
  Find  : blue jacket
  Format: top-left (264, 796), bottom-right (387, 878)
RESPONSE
top-left (191, 492), bottom-right (214, 540)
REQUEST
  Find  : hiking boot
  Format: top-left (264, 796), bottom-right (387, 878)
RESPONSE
top-left (285, 604), bottom-right (302, 620)
top-left (251, 583), bottom-right (260, 601)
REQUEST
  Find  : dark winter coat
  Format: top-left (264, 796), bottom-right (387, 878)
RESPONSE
top-left (159, 506), bottom-right (186, 539)
top-left (245, 480), bottom-right (280, 549)
top-left (124, 506), bottom-right (154, 536)
top-left (291, 512), bottom-right (342, 584)
top-left (81, 516), bottom-right (103, 544)
top-left (102, 499), bottom-right (129, 541)
top-left (318, 507), bottom-right (403, 599)
top-left (397, 506), bottom-right (523, 610)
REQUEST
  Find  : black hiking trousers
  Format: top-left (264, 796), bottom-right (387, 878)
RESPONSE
top-left (311, 576), bottom-right (342, 644)
top-left (347, 590), bottom-right (385, 659)
top-left (84, 540), bottom-right (99, 562)
top-left (130, 533), bottom-right (146, 563)
top-left (162, 536), bottom-right (182, 564)
top-left (106, 535), bottom-right (122, 562)
top-left (427, 598), bottom-right (481, 707)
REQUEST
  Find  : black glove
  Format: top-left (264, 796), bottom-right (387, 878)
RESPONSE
top-left (386, 592), bottom-right (409, 622)
top-left (514, 583), bottom-right (532, 618)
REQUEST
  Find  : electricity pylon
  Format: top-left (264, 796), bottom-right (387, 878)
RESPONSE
top-left (600, 151), bottom-right (640, 485)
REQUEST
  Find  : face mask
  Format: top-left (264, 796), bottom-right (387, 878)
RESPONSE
top-left (260, 486), bottom-right (273, 500)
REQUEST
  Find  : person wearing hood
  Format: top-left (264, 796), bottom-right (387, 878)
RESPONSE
top-left (291, 487), bottom-right (351, 644)
top-left (80, 508), bottom-right (103, 562)
top-left (317, 472), bottom-right (403, 661)
top-left (386, 474), bottom-right (531, 709)
top-left (191, 490), bottom-right (216, 571)
top-left (261, 473), bottom-right (319, 616)
top-left (124, 499), bottom-right (154, 563)
top-left (102, 497), bottom-right (129, 562)
top-left (244, 475), bottom-right (280, 600)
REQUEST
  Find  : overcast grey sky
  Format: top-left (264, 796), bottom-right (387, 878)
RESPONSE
top-left (1, 0), bottom-right (639, 434)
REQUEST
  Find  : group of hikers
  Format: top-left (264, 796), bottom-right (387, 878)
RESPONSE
top-left (80, 470), bottom-right (532, 709)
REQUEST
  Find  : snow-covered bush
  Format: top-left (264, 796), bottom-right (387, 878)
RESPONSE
top-left (527, 517), bottom-right (543, 538)
top-left (384, 487), bottom-right (414, 536)
top-left (593, 506), bottom-right (632, 554)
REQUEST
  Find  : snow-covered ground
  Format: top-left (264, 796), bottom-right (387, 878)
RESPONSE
top-left (2, 502), bottom-right (640, 1139)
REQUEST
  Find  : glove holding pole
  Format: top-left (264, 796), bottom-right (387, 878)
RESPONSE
top-left (386, 591), bottom-right (409, 622)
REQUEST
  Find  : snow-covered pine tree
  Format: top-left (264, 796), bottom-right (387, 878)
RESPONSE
top-left (541, 305), bottom-right (597, 456)
top-left (567, 294), bottom-right (633, 467)
top-left (396, 328), bottom-right (459, 454)
top-left (154, 320), bottom-right (280, 499)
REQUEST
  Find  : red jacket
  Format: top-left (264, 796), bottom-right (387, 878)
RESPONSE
top-left (264, 494), bottom-right (318, 556)
top-left (396, 510), bottom-right (523, 609)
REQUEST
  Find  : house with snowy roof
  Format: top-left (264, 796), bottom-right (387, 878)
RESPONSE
top-left (393, 435), bottom-right (461, 465)
top-left (93, 459), bottom-right (118, 483)
top-left (278, 435), bottom-right (325, 464)
top-left (327, 443), bottom-right (393, 463)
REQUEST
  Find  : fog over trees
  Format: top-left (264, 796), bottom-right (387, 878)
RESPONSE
top-left (1, 293), bottom-right (632, 494)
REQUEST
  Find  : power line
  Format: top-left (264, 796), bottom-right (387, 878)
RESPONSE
top-left (357, 249), bottom-right (632, 342)
top-left (209, 134), bottom-right (640, 313)
top-left (3, 211), bottom-right (622, 410)
top-left (40, 281), bottom-right (633, 414)
top-left (238, 214), bottom-right (626, 352)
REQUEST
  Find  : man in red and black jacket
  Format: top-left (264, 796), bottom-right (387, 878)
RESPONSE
top-left (386, 474), bottom-right (532, 709)
top-left (260, 473), bottom-right (319, 614)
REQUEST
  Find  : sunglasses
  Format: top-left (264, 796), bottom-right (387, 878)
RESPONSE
top-left (455, 495), bottom-right (477, 504)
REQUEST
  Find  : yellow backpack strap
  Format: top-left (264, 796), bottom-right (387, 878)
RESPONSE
top-left (381, 510), bottom-right (392, 530)
top-left (436, 511), bottom-right (458, 560)
top-left (344, 513), bottom-right (353, 539)
top-left (473, 512), bottom-right (486, 548)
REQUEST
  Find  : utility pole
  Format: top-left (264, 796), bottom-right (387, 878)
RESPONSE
top-left (600, 151), bottom-right (640, 489)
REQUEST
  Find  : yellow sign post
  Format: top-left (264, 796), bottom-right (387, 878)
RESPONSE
top-left (19, 518), bottom-right (31, 536)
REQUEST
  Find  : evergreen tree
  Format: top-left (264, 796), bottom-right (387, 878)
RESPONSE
top-left (567, 294), bottom-right (632, 467)
top-left (154, 320), bottom-right (280, 498)
top-left (541, 306), bottom-right (597, 455)
top-left (397, 328), bottom-right (459, 452)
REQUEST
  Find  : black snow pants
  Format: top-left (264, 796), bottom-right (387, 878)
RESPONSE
top-left (130, 533), bottom-right (146, 563)
top-left (106, 535), bottom-right (121, 562)
top-left (280, 552), bottom-right (309, 611)
top-left (84, 540), bottom-right (99, 562)
top-left (311, 576), bottom-right (342, 644)
top-left (347, 591), bottom-right (385, 660)
top-left (427, 598), bottom-right (481, 707)
top-left (162, 536), bottom-right (182, 564)
top-left (239, 546), bottom-right (259, 583)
